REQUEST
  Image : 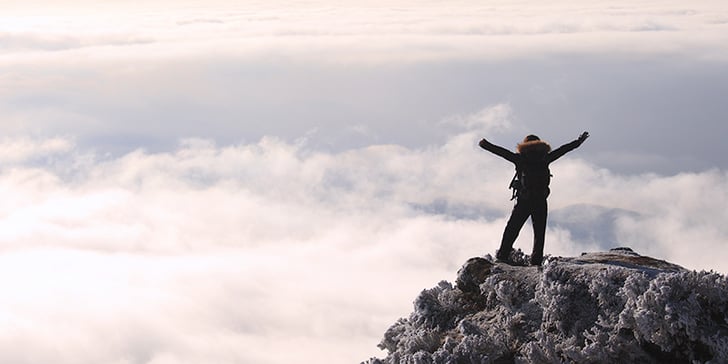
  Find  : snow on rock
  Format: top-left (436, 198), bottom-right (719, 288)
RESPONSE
top-left (364, 248), bottom-right (728, 364)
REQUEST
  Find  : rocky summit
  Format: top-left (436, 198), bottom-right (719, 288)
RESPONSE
top-left (364, 248), bottom-right (728, 364)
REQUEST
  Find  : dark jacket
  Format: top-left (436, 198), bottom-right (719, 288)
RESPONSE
top-left (479, 137), bottom-right (584, 198)
top-left (479, 138), bottom-right (582, 166)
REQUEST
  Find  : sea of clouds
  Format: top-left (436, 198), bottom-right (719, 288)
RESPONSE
top-left (1, 107), bottom-right (727, 362)
top-left (2, 1), bottom-right (728, 362)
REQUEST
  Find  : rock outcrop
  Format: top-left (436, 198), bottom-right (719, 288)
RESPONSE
top-left (364, 248), bottom-right (728, 363)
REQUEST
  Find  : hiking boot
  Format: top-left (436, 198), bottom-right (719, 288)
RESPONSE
top-left (496, 254), bottom-right (514, 265)
top-left (495, 249), bottom-right (511, 262)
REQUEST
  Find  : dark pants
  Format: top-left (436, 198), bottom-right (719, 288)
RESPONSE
top-left (497, 196), bottom-right (548, 265)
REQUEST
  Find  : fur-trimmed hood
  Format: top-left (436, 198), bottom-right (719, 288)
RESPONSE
top-left (517, 140), bottom-right (551, 154)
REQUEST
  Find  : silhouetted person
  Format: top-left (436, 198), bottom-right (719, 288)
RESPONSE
top-left (479, 132), bottom-right (589, 265)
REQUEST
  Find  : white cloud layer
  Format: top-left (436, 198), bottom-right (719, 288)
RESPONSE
top-left (1, 0), bottom-right (727, 64)
top-left (0, 112), bottom-right (727, 362)
top-left (2, 1), bottom-right (727, 176)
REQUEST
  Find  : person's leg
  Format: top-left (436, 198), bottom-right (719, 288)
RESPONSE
top-left (530, 198), bottom-right (548, 265)
top-left (497, 199), bottom-right (531, 260)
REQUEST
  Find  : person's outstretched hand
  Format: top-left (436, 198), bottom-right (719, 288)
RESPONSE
top-left (479, 138), bottom-right (490, 149)
top-left (578, 131), bottom-right (589, 145)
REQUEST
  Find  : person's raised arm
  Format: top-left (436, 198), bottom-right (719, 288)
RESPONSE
top-left (547, 131), bottom-right (589, 163)
top-left (479, 138), bottom-right (518, 163)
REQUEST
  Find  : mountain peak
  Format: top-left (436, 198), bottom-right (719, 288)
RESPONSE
top-left (365, 248), bottom-right (727, 363)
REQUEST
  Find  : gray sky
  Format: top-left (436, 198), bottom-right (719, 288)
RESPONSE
top-left (1, 1), bottom-right (728, 363)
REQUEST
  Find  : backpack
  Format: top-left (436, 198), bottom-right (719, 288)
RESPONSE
top-left (509, 155), bottom-right (551, 200)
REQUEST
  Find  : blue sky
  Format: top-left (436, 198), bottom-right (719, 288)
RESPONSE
top-left (1, 1), bottom-right (728, 363)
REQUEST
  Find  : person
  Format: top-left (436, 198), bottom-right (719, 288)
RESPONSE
top-left (479, 132), bottom-right (589, 265)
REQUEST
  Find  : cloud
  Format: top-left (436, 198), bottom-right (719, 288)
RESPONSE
top-left (1, 1), bottom-right (726, 176)
top-left (0, 32), bottom-right (153, 53)
top-left (3, 40), bottom-right (726, 176)
top-left (0, 137), bottom-right (74, 164)
top-left (441, 104), bottom-right (514, 135)
top-left (1, 1), bottom-right (727, 64)
top-left (0, 115), bottom-right (727, 362)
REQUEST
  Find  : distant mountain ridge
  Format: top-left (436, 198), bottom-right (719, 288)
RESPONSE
top-left (364, 248), bottom-right (728, 363)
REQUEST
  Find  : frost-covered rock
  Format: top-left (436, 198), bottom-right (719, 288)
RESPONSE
top-left (364, 248), bottom-right (728, 364)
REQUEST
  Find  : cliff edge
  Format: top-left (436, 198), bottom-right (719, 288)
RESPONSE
top-left (364, 248), bottom-right (728, 363)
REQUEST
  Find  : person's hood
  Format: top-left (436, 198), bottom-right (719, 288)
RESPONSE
top-left (517, 140), bottom-right (551, 154)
